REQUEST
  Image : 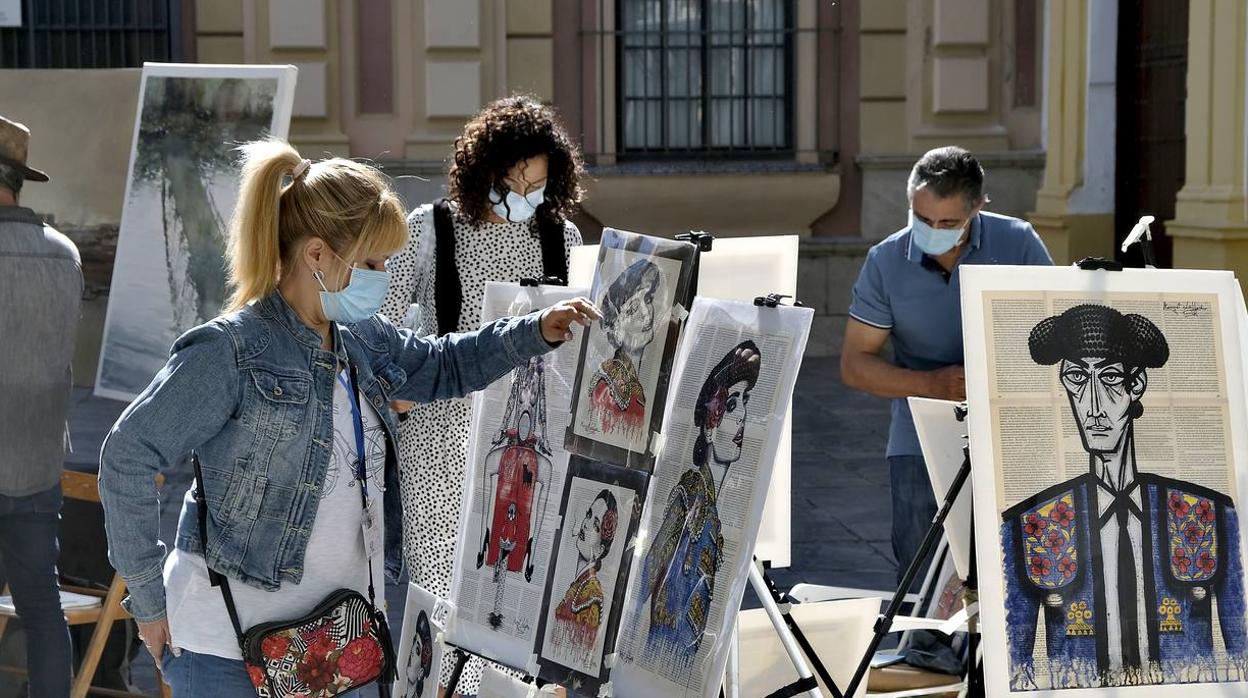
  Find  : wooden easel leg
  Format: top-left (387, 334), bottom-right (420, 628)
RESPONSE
top-left (71, 577), bottom-right (126, 698)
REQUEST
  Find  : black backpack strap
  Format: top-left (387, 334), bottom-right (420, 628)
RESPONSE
top-left (191, 452), bottom-right (247, 651)
top-left (535, 210), bottom-right (568, 286)
top-left (432, 198), bottom-right (461, 336)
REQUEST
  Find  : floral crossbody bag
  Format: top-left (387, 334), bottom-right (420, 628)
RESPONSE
top-left (191, 364), bottom-right (396, 697)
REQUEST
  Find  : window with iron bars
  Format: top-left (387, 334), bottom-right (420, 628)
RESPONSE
top-left (618, 0), bottom-right (793, 158)
top-left (0, 0), bottom-right (182, 69)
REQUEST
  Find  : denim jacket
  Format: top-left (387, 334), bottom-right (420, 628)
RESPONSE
top-left (99, 291), bottom-right (553, 623)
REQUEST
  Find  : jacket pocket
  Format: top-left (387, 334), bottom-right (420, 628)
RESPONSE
top-left (375, 363), bottom-right (407, 397)
top-left (246, 369), bottom-right (311, 441)
top-left (227, 471), bottom-right (269, 522)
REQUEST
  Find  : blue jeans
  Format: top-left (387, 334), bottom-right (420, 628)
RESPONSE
top-left (0, 483), bottom-right (72, 697)
top-left (888, 455), bottom-right (940, 592)
top-left (160, 648), bottom-right (362, 697)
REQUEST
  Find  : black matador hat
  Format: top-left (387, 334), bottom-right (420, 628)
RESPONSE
top-left (1028, 304), bottom-right (1169, 368)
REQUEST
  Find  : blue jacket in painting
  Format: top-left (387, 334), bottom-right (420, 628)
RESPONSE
top-left (1001, 472), bottom-right (1248, 689)
top-left (638, 461), bottom-right (724, 655)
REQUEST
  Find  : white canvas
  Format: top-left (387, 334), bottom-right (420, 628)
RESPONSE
top-left (736, 597), bottom-right (879, 698)
top-left (394, 583), bottom-right (446, 698)
top-left (95, 63), bottom-right (297, 401)
top-left (612, 298), bottom-right (813, 698)
top-left (478, 665), bottom-right (543, 697)
top-left (909, 396), bottom-right (974, 578)
top-left (962, 266), bottom-right (1248, 696)
top-left (446, 282), bottom-right (587, 670)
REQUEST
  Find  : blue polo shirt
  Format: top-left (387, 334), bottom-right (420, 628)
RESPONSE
top-left (849, 211), bottom-right (1053, 457)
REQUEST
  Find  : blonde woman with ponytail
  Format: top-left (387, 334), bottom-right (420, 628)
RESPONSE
top-left (97, 139), bottom-right (597, 697)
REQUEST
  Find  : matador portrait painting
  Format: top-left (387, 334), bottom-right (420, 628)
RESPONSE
top-left (1001, 304), bottom-right (1247, 690)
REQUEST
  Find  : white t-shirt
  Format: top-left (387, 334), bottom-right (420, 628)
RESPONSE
top-left (165, 370), bottom-right (387, 660)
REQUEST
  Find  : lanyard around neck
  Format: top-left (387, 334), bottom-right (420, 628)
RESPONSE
top-left (336, 366), bottom-right (369, 500)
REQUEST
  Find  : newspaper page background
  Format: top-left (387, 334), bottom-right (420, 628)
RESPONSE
top-left (612, 299), bottom-right (812, 698)
top-left (984, 291), bottom-right (1234, 511)
top-left (963, 266), bottom-right (1248, 698)
top-left (446, 283), bottom-right (586, 670)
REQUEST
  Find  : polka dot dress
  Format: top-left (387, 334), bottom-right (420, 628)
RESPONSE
top-left (379, 202), bottom-right (581, 692)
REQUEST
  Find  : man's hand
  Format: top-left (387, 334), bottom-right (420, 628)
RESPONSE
top-left (927, 365), bottom-right (966, 401)
top-left (137, 617), bottom-right (170, 664)
top-left (539, 297), bottom-right (600, 344)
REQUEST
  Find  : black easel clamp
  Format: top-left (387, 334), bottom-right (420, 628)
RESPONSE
top-left (755, 293), bottom-right (804, 308)
top-left (676, 231), bottom-right (715, 251)
top-left (519, 275), bottom-right (565, 287)
top-left (1075, 257), bottom-right (1123, 271)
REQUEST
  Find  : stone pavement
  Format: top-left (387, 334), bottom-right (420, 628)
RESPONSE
top-left (14, 353), bottom-right (899, 694)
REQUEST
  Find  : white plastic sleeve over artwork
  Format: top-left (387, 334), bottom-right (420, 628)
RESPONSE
top-left (445, 281), bottom-right (588, 671)
top-left (394, 582), bottom-right (446, 698)
top-left (609, 297), bottom-right (813, 698)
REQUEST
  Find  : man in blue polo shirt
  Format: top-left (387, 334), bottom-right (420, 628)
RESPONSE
top-left (842, 146), bottom-right (1052, 594)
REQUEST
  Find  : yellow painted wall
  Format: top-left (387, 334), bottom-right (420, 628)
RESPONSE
top-left (582, 171), bottom-right (839, 238)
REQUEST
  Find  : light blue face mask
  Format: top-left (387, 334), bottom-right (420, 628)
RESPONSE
top-left (909, 209), bottom-right (968, 256)
top-left (315, 254), bottom-right (391, 324)
top-left (489, 185), bottom-right (546, 223)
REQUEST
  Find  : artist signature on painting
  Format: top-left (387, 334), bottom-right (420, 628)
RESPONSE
top-left (1163, 301), bottom-right (1210, 318)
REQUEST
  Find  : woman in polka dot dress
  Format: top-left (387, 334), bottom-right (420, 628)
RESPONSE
top-left (379, 95), bottom-right (585, 695)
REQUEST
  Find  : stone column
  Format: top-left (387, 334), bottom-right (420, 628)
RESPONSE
top-left (1168, 0), bottom-right (1248, 278)
top-left (1028, 0), bottom-right (1116, 265)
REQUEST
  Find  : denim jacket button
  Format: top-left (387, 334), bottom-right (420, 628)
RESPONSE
top-left (372, 395), bottom-right (383, 408)
top-left (273, 386), bottom-right (283, 397)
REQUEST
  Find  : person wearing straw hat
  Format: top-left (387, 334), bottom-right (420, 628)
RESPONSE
top-left (0, 114), bottom-right (81, 697)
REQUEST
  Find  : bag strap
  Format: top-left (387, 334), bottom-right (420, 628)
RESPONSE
top-left (190, 362), bottom-right (382, 654)
top-left (535, 209), bottom-right (568, 286)
top-left (432, 198), bottom-right (460, 336)
top-left (434, 199), bottom-right (569, 337)
top-left (191, 451), bottom-right (247, 650)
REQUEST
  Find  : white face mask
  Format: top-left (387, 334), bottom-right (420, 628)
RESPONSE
top-left (489, 185), bottom-right (546, 223)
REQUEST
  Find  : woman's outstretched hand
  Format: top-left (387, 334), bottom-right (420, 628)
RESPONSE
top-left (540, 297), bottom-right (600, 344)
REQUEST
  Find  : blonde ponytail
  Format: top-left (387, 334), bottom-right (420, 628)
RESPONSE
top-left (224, 139), bottom-right (408, 312)
top-left (226, 140), bottom-right (301, 311)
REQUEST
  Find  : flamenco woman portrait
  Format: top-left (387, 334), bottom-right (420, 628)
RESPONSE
top-left (639, 340), bottom-right (762, 656)
top-left (551, 489), bottom-right (619, 662)
top-left (587, 259), bottom-right (663, 439)
top-left (403, 610), bottom-right (433, 698)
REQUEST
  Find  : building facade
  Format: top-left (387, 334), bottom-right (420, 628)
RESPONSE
top-left (0, 1), bottom-right (1055, 376)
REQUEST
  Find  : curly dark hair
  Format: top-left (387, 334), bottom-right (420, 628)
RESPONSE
top-left (447, 94), bottom-right (585, 229)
